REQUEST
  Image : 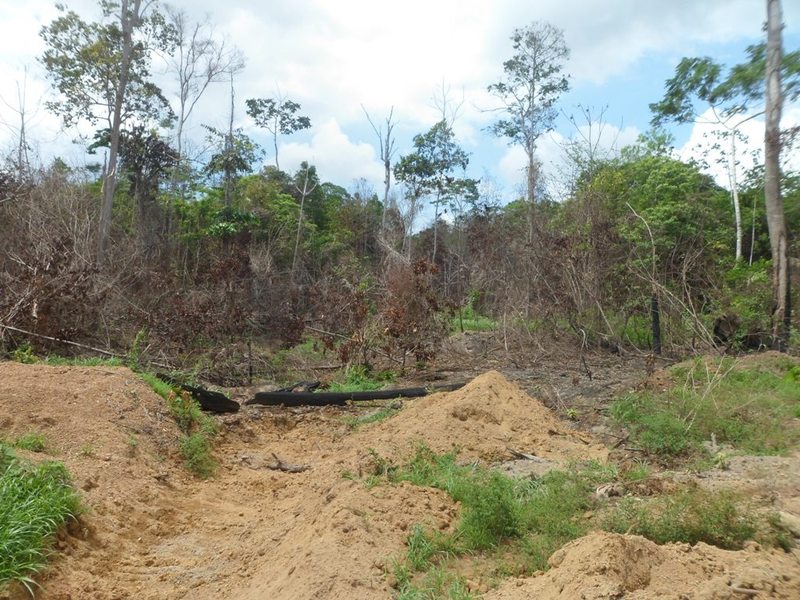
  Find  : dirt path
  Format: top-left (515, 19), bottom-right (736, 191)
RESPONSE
top-left (2, 358), bottom-right (799, 600)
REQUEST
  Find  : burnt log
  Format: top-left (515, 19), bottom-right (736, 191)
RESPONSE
top-left (155, 373), bottom-right (239, 413)
top-left (245, 383), bottom-right (465, 407)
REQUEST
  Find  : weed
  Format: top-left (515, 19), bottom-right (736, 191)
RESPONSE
top-left (10, 342), bottom-right (37, 364)
top-left (341, 405), bottom-right (400, 431)
top-left (179, 433), bottom-right (216, 479)
top-left (611, 357), bottom-right (800, 459)
top-left (14, 433), bottom-right (47, 453)
top-left (327, 365), bottom-right (395, 393)
top-left (127, 328), bottom-right (149, 370)
top-left (79, 444), bottom-right (96, 457)
top-left (0, 443), bottom-right (81, 593)
top-left (603, 486), bottom-right (757, 549)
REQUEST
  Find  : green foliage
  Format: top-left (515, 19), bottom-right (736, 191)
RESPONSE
top-left (127, 328), bottom-right (149, 370)
top-left (327, 365), bottom-right (394, 393)
top-left (179, 433), bottom-right (216, 479)
top-left (611, 357), bottom-right (800, 458)
top-left (137, 372), bottom-right (174, 402)
top-left (451, 302), bottom-right (497, 333)
top-left (0, 444), bottom-right (81, 593)
top-left (10, 342), bottom-right (36, 364)
top-left (14, 433), bottom-right (47, 454)
top-left (604, 487), bottom-right (757, 549)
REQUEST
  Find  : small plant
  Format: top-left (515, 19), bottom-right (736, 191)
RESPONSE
top-left (327, 365), bottom-right (394, 393)
top-left (15, 433), bottom-right (47, 453)
top-left (10, 342), bottom-right (36, 364)
top-left (79, 444), bottom-right (96, 457)
top-left (127, 328), bottom-right (149, 370)
top-left (179, 432), bottom-right (216, 479)
top-left (566, 408), bottom-right (579, 421)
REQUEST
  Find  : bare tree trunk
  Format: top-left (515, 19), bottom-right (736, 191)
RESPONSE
top-left (727, 134), bottom-right (743, 261)
top-left (98, 0), bottom-right (140, 262)
top-left (224, 73), bottom-right (234, 207)
top-left (362, 106), bottom-right (396, 232)
top-left (291, 167), bottom-right (317, 282)
top-left (765, 0), bottom-right (790, 350)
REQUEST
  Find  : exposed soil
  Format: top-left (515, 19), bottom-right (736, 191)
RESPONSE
top-left (1, 351), bottom-right (799, 600)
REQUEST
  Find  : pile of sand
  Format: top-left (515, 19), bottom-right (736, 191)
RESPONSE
top-left (356, 370), bottom-right (607, 464)
top-left (486, 531), bottom-right (800, 599)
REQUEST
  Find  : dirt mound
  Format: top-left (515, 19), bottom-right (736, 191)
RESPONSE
top-left (356, 370), bottom-right (607, 464)
top-left (486, 531), bottom-right (800, 599)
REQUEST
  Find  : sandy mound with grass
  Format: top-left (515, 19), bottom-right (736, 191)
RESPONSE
top-left (356, 370), bottom-right (607, 464)
top-left (486, 531), bottom-right (800, 599)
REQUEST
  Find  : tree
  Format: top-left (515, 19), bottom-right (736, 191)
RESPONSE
top-left (291, 162), bottom-right (318, 281)
top-left (245, 95), bottom-right (311, 170)
top-left (362, 106), bottom-right (397, 232)
top-left (203, 124), bottom-right (261, 204)
top-left (487, 21), bottom-right (570, 237)
top-left (394, 120), bottom-right (478, 263)
top-left (40, 0), bottom-right (174, 262)
top-left (165, 7), bottom-right (244, 190)
top-left (765, 0), bottom-right (790, 349)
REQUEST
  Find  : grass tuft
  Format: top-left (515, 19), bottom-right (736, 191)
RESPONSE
top-left (14, 433), bottom-right (47, 453)
top-left (0, 444), bottom-right (81, 593)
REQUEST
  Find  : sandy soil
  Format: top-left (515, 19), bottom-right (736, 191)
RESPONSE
top-left (1, 360), bottom-right (798, 599)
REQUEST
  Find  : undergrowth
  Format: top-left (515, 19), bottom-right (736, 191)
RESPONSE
top-left (364, 445), bottom-right (779, 599)
top-left (342, 405), bottom-right (401, 430)
top-left (129, 373), bottom-right (218, 478)
top-left (327, 365), bottom-right (395, 392)
top-left (0, 443), bottom-right (81, 594)
top-left (611, 356), bottom-right (800, 459)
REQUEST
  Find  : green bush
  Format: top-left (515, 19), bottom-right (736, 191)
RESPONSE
top-left (14, 433), bottom-right (47, 454)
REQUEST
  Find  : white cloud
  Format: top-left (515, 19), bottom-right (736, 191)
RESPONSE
top-left (277, 118), bottom-right (384, 188)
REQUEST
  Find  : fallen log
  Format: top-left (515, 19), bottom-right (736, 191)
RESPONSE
top-left (245, 382), bottom-right (465, 407)
top-left (266, 453), bottom-right (310, 473)
top-left (155, 373), bottom-right (240, 413)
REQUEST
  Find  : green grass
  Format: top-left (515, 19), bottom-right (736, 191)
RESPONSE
top-left (365, 445), bottom-right (782, 599)
top-left (611, 356), bottom-right (800, 459)
top-left (0, 444), bottom-right (81, 594)
top-left (166, 391), bottom-right (218, 478)
top-left (14, 433), bottom-right (47, 453)
top-left (342, 405), bottom-right (401, 431)
top-left (327, 365), bottom-right (395, 393)
top-left (374, 445), bottom-right (596, 596)
top-left (451, 305), bottom-right (497, 333)
top-left (42, 356), bottom-right (124, 367)
top-left (603, 487), bottom-right (760, 549)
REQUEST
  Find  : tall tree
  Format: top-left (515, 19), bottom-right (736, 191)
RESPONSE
top-left (765, 0), bottom-right (790, 349)
top-left (362, 105), bottom-right (397, 232)
top-left (40, 0), bottom-right (173, 262)
top-left (394, 120), bottom-right (478, 263)
top-left (487, 21), bottom-right (570, 238)
top-left (165, 7), bottom-right (244, 188)
top-left (245, 95), bottom-right (311, 170)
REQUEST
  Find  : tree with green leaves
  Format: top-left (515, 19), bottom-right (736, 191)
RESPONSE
top-left (40, 0), bottom-right (174, 262)
top-left (650, 44), bottom-right (799, 262)
top-left (488, 21), bottom-right (570, 237)
top-left (245, 96), bottom-right (311, 171)
top-left (203, 124), bottom-right (261, 205)
top-left (394, 120), bottom-right (478, 263)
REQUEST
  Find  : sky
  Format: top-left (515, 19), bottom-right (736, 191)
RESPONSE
top-left (1, 0), bottom-right (799, 209)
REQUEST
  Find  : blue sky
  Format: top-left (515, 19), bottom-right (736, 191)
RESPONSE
top-left (1, 0), bottom-right (798, 209)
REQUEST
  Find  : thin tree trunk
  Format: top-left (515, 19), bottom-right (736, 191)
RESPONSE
top-left (98, 0), bottom-right (139, 262)
top-left (727, 134), bottom-right (743, 261)
top-left (765, 0), bottom-right (790, 349)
